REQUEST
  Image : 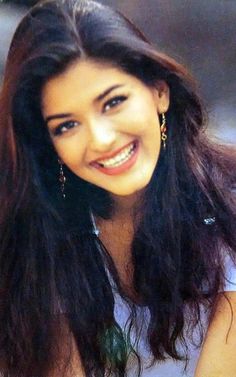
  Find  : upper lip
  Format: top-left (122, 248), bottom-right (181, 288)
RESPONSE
top-left (90, 140), bottom-right (136, 164)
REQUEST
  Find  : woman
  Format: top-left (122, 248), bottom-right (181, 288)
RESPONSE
top-left (0, 0), bottom-right (236, 376)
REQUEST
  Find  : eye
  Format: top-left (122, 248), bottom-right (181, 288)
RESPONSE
top-left (52, 120), bottom-right (80, 136)
top-left (103, 95), bottom-right (127, 112)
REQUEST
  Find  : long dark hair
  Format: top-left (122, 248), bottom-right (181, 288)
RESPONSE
top-left (0, 0), bottom-right (236, 376)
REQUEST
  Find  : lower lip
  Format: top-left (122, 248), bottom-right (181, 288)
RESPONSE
top-left (92, 141), bottom-right (139, 176)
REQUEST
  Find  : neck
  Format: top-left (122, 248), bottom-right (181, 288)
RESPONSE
top-left (110, 191), bottom-right (144, 222)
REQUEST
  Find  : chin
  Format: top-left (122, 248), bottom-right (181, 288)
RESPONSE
top-left (109, 182), bottom-right (149, 197)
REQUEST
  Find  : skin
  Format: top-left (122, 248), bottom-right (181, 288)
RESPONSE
top-left (41, 58), bottom-right (170, 373)
top-left (195, 291), bottom-right (236, 377)
top-left (42, 57), bottom-right (170, 298)
top-left (42, 59), bottom-right (170, 202)
top-left (42, 58), bottom-right (236, 376)
top-left (49, 317), bottom-right (86, 377)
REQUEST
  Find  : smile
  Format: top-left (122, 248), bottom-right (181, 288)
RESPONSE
top-left (90, 140), bottom-right (139, 175)
top-left (98, 142), bottom-right (136, 168)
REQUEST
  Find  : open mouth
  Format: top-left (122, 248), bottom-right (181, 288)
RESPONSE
top-left (96, 141), bottom-right (137, 168)
top-left (90, 140), bottom-right (139, 176)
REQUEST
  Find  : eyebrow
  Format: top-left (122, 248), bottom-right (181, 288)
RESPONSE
top-left (95, 84), bottom-right (124, 102)
top-left (45, 84), bottom-right (124, 125)
top-left (45, 113), bottom-right (72, 124)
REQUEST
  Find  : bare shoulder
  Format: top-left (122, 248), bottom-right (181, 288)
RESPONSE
top-left (195, 292), bottom-right (236, 377)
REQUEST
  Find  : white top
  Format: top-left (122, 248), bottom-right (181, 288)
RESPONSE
top-left (112, 254), bottom-right (236, 377)
top-left (91, 214), bottom-right (236, 376)
top-left (113, 288), bottom-right (203, 376)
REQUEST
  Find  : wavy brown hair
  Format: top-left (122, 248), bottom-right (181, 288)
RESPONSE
top-left (0, 0), bottom-right (236, 376)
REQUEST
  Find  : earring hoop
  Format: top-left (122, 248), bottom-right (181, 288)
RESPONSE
top-left (58, 159), bottom-right (66, 199)
top-left (160, 113), bottom-right (167, 150)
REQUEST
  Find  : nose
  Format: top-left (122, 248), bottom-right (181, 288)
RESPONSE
top-left (88, 118), bottom-right (116, 152)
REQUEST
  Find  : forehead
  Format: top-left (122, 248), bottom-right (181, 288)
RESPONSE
top-left (41, 58), bottom-right (143, 113)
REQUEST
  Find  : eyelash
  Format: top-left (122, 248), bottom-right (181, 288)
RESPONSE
top-left (52, 95), bottom-right (127, 136)
top-left (53, 120), bottom-right (79, 136)
top-left (103, 95), bottom-right (127, 112)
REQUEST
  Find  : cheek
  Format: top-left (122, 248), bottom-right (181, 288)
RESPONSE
top-left (126, 99), bottom-right (159, 132)
top-left (52, 139), bottom-right (84, 167)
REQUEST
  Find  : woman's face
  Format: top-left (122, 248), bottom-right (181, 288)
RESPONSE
top-left (42, 59), bottom-right (169, 196)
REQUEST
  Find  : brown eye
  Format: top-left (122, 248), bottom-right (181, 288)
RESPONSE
top-left (53, 120), bottom-right (80, 136)
top-left (103, 95), bottom-right (127, 112)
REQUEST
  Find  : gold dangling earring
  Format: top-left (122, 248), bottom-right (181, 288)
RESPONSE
top-left (58, 159), bottom-right (66, 199)
top-left (160, 113), bottom-right (167, 150)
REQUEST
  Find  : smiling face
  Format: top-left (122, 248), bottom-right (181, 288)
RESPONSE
top-left (42, 59), bottom-right (169, 197)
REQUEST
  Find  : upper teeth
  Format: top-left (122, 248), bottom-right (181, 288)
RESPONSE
top-left (98, 143), bottom-right (135, 168)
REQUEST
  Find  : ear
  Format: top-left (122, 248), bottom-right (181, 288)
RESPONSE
top-left (152, 80), bottom-right (170, 114)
